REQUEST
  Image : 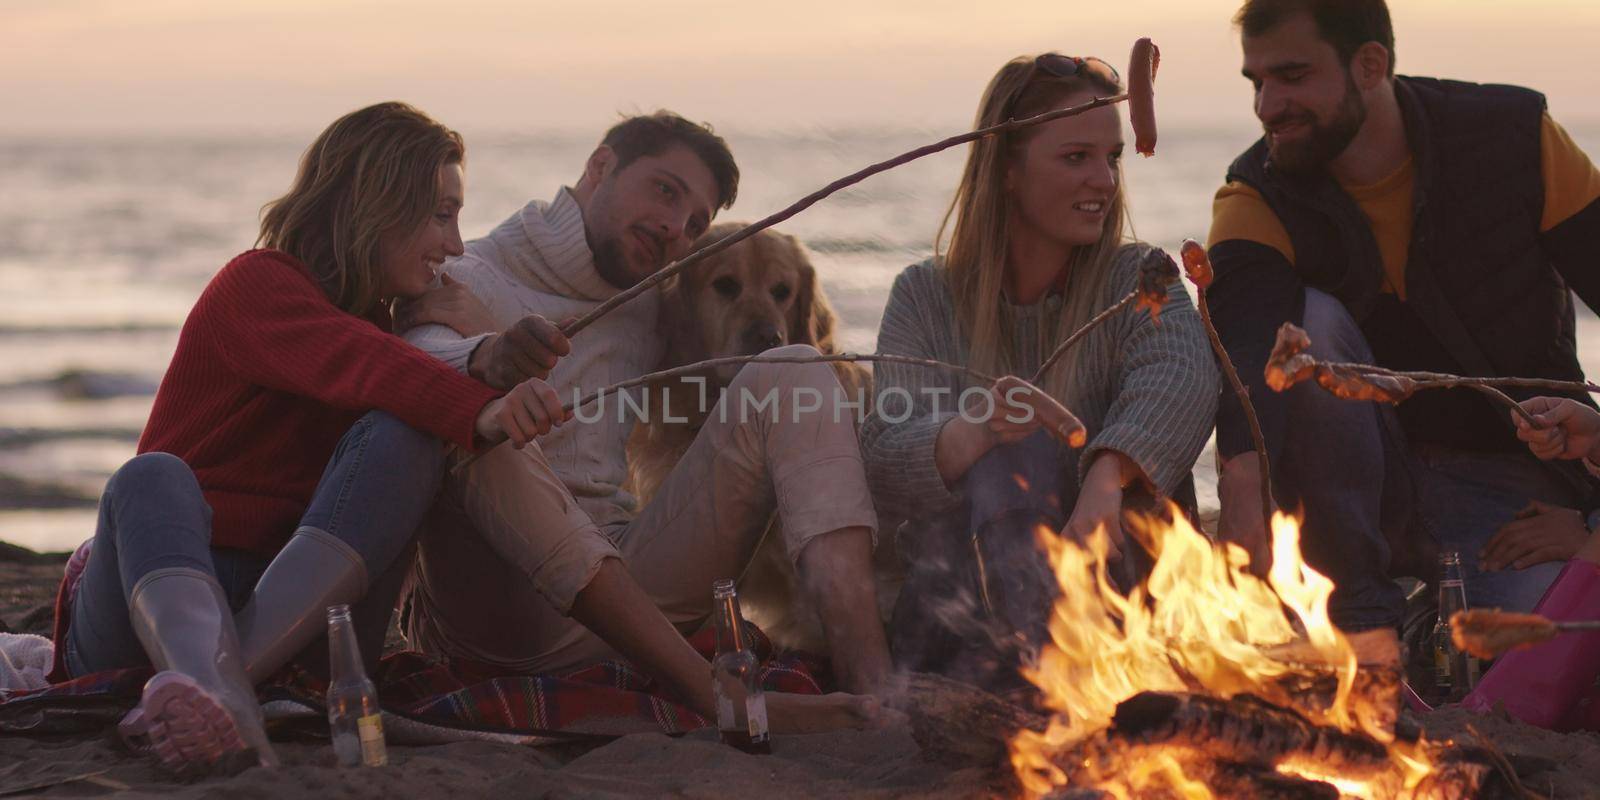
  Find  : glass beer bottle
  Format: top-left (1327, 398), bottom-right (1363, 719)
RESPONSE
top-left (326, 604), bottom-right (387, 767)
top-left (1431, 551), bottom-right (1479, 702)
top-left (710, 578), bottom-right (771, 754)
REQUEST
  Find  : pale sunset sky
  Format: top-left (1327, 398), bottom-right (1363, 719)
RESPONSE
top-left (3, 0), bottom-right (1598, 136)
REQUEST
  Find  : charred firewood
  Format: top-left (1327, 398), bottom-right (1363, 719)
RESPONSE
top-left (1258, 662), bottom-right (1404, 738)
top-left (1209, 761), bottom-right (1341, 800)
top-left (1407, 746), bottom-right (1497, 800)
top-left (897, 672), bottom-right (1046, 772)
top-left (1107, 691), bottom-right (1393, 777)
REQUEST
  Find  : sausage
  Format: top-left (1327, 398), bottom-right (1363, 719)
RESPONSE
top-left (1179, 238), bottom-right (1213, 290)
top-left (1128, 38), bottom-right (1160, 157)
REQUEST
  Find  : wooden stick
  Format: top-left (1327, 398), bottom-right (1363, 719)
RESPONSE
top-left (1029, 289), bottom-right (1140, 384)
top-left (1465, 722), bottom-right (1543, 800)
top-left (1327, 362), bottom-right (1600, 397)
top-left (451, 352), bottom-right (1026, 473)
top-left (559, 93), bottom-right (1129, 339)
top-left (1264, 325), bottom-right (1547, 426)
top-left (1181, 240), bottom-right (1274, 530)
top-left (1030, 248), bottom-right (1181, 386)
top-left (562, 352), bottom-right (994, 412)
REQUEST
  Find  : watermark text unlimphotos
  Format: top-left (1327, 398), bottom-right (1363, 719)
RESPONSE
top-left (571, 377), bottom-right (1039, 426)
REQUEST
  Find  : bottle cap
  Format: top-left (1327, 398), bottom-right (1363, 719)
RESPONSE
top-left (327, 603), bottom-right (353, 623)
top-left (712, 578), bottom-right (736, 599)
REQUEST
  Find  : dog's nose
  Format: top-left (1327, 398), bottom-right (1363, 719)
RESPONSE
top-left (741, 321), bottom-right (785, 353)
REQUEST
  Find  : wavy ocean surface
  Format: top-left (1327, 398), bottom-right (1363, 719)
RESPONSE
top-left (6, 123), bottom-right (1600, 552)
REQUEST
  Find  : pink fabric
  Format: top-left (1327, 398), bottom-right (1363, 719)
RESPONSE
top-left (1462, 559), bottom-right (1600, 731)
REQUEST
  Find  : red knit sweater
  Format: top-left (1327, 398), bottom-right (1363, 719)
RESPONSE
top-left (137, 249), bottom-right (500, 555)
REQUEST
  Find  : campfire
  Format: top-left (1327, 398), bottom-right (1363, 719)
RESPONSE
top-left (1007, 511), bottom-right (1501, 800)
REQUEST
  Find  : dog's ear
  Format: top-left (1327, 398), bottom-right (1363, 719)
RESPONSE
top-left (787, 237), bottom-right (839, 354)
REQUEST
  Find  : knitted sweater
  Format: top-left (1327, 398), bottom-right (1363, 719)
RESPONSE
top-left (860, 243), bottom-right (1220, 525)
top-left (137, 249), bottom-right (500, 555)
top-left (405, 188), bottom-right (662, 528)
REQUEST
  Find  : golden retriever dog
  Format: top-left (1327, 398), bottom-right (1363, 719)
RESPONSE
top-left (626, 223), bottom-right (892, 652)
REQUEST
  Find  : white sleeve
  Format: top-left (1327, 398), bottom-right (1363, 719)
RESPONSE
top-left (403, 323), bottom-right (489, 376)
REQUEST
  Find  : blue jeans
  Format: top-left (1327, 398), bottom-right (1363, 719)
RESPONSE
top-left (65, 411), bottom-right (444, 678)
top-left (889, 430), bottom-right (1184, 693)
top-left (1274, 290), bottom-right (1577, 631)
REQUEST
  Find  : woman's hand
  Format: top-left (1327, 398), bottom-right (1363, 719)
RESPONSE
top-left (935, 376), bottom-right (1085, 488)
top-left (1065, 452), bottom-right (1129, 562)
top-left (1513, 397), bottom-right (1600, 462)
top-left (473, 377), bottom-right (570, 448)
top-left (395, 273), bottom-right (498, 336)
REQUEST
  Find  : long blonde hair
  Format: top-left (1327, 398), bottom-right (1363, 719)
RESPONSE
top-left (936, 55), bottom-right (1128, 406)
top-left (258, 101), bottom-right (464, 317)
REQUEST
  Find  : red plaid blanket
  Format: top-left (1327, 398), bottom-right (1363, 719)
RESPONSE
top-left (0, 621), bottom-right (826, 740)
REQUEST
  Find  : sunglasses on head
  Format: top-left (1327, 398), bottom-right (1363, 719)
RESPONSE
top-left (1033, 53), bottom-right (1121, 85)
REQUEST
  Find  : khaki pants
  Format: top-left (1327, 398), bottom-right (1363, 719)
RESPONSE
top-left (405, 345), bottom-right (878, 673)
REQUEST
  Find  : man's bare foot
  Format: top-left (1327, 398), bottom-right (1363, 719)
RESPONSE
top-left (765, 691), bottom-right (907, 734)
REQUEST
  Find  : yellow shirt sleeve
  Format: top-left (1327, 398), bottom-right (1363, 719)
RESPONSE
top-left (1541, 112), bottom-right (1600, 232)
top-left (1209, 181), bottom-right (1295, 264)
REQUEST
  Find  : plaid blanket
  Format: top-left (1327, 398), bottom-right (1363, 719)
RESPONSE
top-left (0, 621), bottom-right (826, 743)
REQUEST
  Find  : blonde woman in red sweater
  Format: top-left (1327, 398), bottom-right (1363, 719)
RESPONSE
top-left (52, 103), bottom-right (574, 772)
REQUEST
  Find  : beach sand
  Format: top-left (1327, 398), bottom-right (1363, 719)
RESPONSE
top-left (5, 551), bottom-right (1600, 799)
top-left (0, 727), bottom-right (1001, 799)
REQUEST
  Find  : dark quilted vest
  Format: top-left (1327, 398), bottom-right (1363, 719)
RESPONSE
top-left (1227, 77), bottom-right (1583, 387)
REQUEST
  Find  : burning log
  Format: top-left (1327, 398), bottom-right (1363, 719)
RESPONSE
top-left (1258, 661), bottom-right (1404, 738)
top-left (1107, 691), bottom-right (1393, 777)
top-left (1208, 762), bottom-right (1341, 800)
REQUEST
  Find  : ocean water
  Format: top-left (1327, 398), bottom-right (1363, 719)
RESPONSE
top-left (5, 123), bottom-right (1600, 552)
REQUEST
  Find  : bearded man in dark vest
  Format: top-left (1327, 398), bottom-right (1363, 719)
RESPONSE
top-left (1206, 0), bottom-right (1600, 657)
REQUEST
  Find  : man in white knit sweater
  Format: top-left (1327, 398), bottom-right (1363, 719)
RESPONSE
top-left (402, 112), bottom-right (892, 700)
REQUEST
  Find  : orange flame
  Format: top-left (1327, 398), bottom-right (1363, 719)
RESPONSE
top-left (1009, 510), bottom-right (1432, 798)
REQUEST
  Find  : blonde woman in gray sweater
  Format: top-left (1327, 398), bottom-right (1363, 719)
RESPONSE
top-left (862, 53), bottom-right (1219, 693)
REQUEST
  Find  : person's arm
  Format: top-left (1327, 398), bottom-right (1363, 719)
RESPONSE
top-left (1066, 247), bottom-right (1221, 545)
top-left (394, 273), bottom-right (499, 338)
top-left (1538, 113), bottom-right (1600, 313)
top-left (202, 251), bottom-right (498, 449)
top-left (1205, 182), bottom-right (1304, 566)
top-left (858, 268), bottom-right (967, 522)
top-left (1076, 247), bottom-right (1220, 497)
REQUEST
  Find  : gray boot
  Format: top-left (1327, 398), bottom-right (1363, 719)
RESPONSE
top-left (121, 567), bottom-right (278, 771)
top-left (235, 526), bottom-right (368, 685)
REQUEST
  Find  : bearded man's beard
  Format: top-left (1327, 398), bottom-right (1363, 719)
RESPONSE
top-left (1266, 73), bottom-right (1367, 177)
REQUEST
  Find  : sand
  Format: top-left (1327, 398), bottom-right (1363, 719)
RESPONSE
top-left (5, 551), bottom-right (1600, 799)
top-left (0, 728), bottom-right (1002, 799)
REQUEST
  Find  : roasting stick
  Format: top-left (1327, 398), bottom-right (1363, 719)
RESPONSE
top-left (1180, 240), bottom-right (1275, 530)
top-left (456, 38), bottom-right (1162, 474)
top-left (1262, 323), bottom-right (1571, 427)
top-left (560, 37), bottom-right (1161, 339)
top-left (1450, 608), bottom-right (1600, 660)
top-left (558, 90), bottom-right (1125, 340)
top-left (453, 353), bottom-right (1086, 473)
top-left (1029, 248), bottom-right (1180, 385)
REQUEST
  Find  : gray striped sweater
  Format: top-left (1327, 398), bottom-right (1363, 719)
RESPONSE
top-left (860, 242), bottom-right (1220, 524)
